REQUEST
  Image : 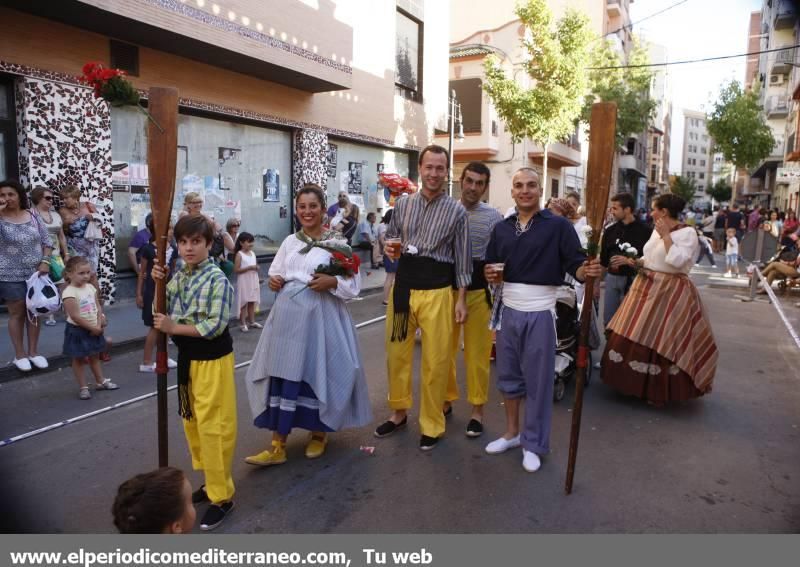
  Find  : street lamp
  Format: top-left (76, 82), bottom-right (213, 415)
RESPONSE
top-left (447, 89), bottom-right (465, 197)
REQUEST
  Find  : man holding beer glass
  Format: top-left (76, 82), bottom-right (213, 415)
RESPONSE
top-left (373, 145), bottom-right (472, 452)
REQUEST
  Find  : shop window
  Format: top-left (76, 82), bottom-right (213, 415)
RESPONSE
top-left (396, 9), bottom-right (423, 102)
top-left (0, 77), bottom-right (18, 180)
top-left (110, 107), bottom-right (292, 270)
top-left (449, 78), bottom-right (482, 134)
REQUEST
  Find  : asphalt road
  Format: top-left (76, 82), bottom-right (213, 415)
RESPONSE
top-left (1, 281), bottom-right (798, 533)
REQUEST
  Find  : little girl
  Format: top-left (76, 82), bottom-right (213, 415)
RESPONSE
top-left (61, 256), bottom-right (119, 399)
top-left (724, 227), bottom-right (740, 278)
top-left (234, 231), bottom-right (262, 332)
top-left (112, 467), bottom-right (195, 533)
top-left (136, 215), bottom-right (179, 372)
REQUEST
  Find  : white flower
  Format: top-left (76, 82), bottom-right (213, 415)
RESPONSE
top-left (581, 225), bottom-right (593, 235)
top-left (619, 242), bottom-right (631, 252)
top-left (407, 245), bottom-right (419, 255)
top-left (627, 247), bottom-right (637, 256)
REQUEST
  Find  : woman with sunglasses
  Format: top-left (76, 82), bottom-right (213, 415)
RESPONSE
top-left (31, 187), bottom-right (69, 326)
top-left (0, 179), bottom-right (53, 372)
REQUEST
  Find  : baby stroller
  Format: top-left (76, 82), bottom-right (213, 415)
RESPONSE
top-left (553, 286), bottom-right (594, 402)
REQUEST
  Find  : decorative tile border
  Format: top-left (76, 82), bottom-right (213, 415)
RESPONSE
top-left (141, 0), bottom-right (352, 75)
top-left (0, 59), bottom-right (421, 151)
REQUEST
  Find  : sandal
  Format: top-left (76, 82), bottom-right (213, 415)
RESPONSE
top-left (95, 379), bottom-right (119, 390)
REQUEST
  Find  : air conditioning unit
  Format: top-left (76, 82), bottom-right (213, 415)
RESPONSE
top-left (770, 74), bottom-right (785, 86)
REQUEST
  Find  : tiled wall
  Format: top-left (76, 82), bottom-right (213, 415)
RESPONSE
top-left (292, 128), bottom-right (329, 196)
top-left (15, 77), bottom-right (116, 302)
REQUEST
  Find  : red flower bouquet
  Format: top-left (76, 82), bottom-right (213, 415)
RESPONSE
top-left (291, 250), bottom-right (360, 298)
top-left (79, 62), bottom-right (162, 131)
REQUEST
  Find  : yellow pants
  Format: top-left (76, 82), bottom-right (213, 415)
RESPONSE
top-left (182, 352), bottom-right (237, 504)
top-left (447, 288), bottom-right (492, 406)
top-left (386, 286), bottom-right (454, 438)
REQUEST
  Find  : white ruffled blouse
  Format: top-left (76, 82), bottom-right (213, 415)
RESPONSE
top-left (642, 226), bottom-right (699, 275)
top-left (268, 233), bottom-right (361, 300)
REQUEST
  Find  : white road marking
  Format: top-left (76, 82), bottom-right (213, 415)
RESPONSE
top-left (0, 315), bottom-right (387, 448)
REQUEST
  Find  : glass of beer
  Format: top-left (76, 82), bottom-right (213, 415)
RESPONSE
top-left (385, 237), bottom-right (402, 260)
top-left (487, 262), bottom-right (504, 283)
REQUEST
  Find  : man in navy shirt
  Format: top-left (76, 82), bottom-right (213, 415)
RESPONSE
top-left (484, 167), bottom-right (601, 472)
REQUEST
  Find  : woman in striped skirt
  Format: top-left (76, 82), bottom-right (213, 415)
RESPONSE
top-left (601, 194), bottom-right (718, 406)
top-left (244, 184), bottom-right (372, 465)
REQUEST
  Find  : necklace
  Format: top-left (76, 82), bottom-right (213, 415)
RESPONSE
top-left (515, 216), bottom-right (533, 236)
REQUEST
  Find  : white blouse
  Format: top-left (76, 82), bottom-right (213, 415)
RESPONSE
top-left (268, 233), bottom-right (361, 300)
top-left (642, 226), bottom-right (699, 275)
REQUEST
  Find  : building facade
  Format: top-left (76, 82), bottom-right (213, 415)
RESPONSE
top-left (645, 42), bottom-right (670, 203)
top-left (680, 109), bottom-right (713, 207)
top-left (440, 0), bottom-right (619, 213)
top-left (751, 0), bottom-right (797, 209)
top-left (0, 0), bottom-right (448, 301)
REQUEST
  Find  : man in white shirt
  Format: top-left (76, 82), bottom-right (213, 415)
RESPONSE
top-left (354, 212), bottom-right (379, 269)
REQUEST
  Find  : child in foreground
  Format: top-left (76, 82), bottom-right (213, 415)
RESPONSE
top-left (112, 467), bottom-right (195, 533)
top-left (151, 214), bottom-right (236, 532)
top-left (61, 256), bottom-right (118, 400)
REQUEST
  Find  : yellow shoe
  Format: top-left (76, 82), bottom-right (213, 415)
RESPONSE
top-left (245, 441), bottom-right (287, 466)
top-left (305, 433), bottom-right (328, 459)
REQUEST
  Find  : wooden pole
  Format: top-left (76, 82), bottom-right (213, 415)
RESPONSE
top-left (565, 102), bottom-right (617, 495)
top-left (147, 87), bottom-right (178, 467)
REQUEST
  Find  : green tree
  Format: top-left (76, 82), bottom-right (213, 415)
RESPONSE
top-left (581, 36), bottom-right (657, 146)
top-left (706, 178), bottom-right (732, 204)
top-left (483, 0), bottom-right (592, 192)
top-left (706, 80), bottom-right (774, 190)
top-left (670, 175), bottom-right (697, 204)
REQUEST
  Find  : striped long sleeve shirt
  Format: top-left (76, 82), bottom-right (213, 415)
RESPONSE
top-left (465, 201), bottom-right (503, 260)
top-left (167, 258), bottom-right (234, 339)
top-left (387, 191), bottom-right (472, 289)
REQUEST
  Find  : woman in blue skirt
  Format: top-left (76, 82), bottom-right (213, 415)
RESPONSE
top-left (244, 184), bottom-right (371, 465)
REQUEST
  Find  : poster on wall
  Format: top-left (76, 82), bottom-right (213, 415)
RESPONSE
top-left (348, 162), bottom-right (363, 194)
top-left (262, 169), bottom-right (280, 202)
top-left (377, 163), bottom-right (385, 174)
top-left (112, 161), bottom-right (130, 192)
top-left (327, 143), bottom-right (338, 178)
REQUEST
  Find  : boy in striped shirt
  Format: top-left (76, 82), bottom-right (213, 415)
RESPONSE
top-left (152, 214), bottom-right (236, 531)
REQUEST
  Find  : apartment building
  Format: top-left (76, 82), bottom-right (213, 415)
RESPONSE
top-left (0, 0), bottom-right (448, 300)
top-left (440, 0), bottom-right (623, 212)
top-left (681, 109), bottom-right (712, 207)
top-left (751, 0), bottom-right (797, 209)
top-left (646, 42), bottom-right (671, 202)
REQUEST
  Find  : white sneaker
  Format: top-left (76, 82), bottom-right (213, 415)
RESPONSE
top-left (167, 358), bottom-right (177, 369)
top-left (723, 272), bottom-right (733, 278)
top-left (712, 265), bottom-right (718, 268)
top-left (522, 449), bottom-right (541, 472)
top-left (13, 358), bottom-right (32, 372)
top-left (139, 364), bottom-right (156, 373)
top-left (694, 263), bottom-right (700, 267)
top-left (28, 355), bottom-right (48, 369)
top-left (250, 322), bottom-right (263, 329)
top-left (240, 324), bottom-right (249, 333)
top-left (485, 435), bottom-right (521, 454)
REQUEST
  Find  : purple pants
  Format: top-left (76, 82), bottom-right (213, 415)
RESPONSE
top-left (495, 307), bottom-right (555, 455)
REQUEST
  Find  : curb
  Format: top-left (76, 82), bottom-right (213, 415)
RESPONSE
top-left (0, 286), bottom-right (385, 384)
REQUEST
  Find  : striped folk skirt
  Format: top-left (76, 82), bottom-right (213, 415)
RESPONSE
top-left (601, 270), bottom-right (718, 403)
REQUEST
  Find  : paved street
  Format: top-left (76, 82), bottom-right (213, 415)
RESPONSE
top-left (1, 265), bottom-right (798, 533)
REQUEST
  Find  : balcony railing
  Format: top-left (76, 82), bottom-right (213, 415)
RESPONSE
top-left (771, 47), bottom-right (796, 75)
top-left (766, 95), bottom-right (790, 117)
top-left (775, 0), bottom-right (798, 31)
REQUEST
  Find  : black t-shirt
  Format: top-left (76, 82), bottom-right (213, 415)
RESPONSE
top-left (600, 219), bottom-right (653, 278)
top-left (714, 212), bottom-right (727, 229)
top-left (726, 211), bottom-right (744, 231)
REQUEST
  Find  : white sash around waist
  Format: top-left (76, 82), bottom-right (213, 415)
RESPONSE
top-left (502, 283), bottom-right (558, 312)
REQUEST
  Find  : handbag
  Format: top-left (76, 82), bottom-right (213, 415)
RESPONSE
top-left (49, 253), bottom-right (65, 282)
top-left (25, 272), bottom-right (61, 322)
top-left (84, 219), bottom-right (103, 241)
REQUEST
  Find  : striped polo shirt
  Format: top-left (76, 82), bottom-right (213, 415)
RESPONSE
top-left (387, 191), bottom-right (472, 289)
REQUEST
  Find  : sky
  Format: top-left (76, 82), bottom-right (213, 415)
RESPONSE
top-left (630, 0), bottom-right (763, 173)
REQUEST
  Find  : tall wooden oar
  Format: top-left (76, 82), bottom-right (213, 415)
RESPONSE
top-left (565, 101), bottom-right (617, 495)
top-left (147, 87), bottom-right (179, 467)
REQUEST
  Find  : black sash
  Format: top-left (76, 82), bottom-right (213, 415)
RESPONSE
top-left (391, 256), bottom-right (454, 341)
top-left (172, 327), bottom-right (233, 420)
top-left (465, 259), bottom-right (492, 308)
